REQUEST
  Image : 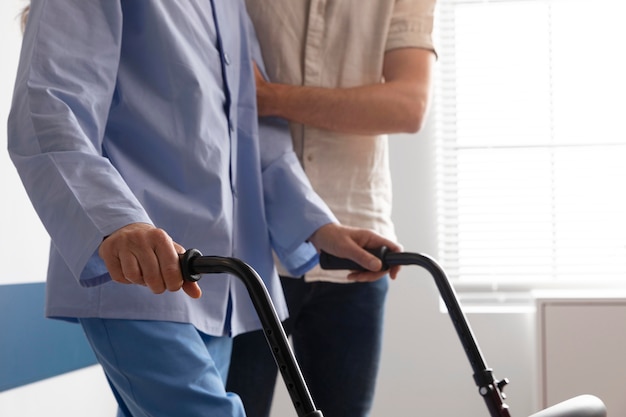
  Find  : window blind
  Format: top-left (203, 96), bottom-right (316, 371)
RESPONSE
top-left (434, 0), bottom-right (626, 293)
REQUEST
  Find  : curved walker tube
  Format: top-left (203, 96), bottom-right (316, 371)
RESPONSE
top-left (180, 248), bottom-right (607, 417)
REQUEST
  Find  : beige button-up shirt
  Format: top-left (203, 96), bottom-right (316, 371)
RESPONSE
top-left (247, 0), bottom-right (436, 282)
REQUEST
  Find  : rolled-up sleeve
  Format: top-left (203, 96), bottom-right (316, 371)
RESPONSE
top-left (386, 0), bottom-right (437, 53)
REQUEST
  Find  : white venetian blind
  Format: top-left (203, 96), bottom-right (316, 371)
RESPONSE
top-left (434, 0), bottom-right (626, 293)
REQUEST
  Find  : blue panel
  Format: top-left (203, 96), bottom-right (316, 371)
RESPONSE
top-left (0, 283), bottom-right (97, 391)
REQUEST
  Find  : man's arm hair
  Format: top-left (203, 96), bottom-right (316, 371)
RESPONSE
top-left (255, 47), bottom-right (436, 136)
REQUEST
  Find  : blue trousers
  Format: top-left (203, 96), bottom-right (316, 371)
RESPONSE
top-left (226, 275), bottom-right (389, 417)
top-left (79, 318), bottom-right (245, 417)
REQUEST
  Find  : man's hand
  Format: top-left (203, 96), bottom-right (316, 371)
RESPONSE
top-left (98, 223), bottom-right (202, 298)
top-left (308, 223), bottom-right (402, 282)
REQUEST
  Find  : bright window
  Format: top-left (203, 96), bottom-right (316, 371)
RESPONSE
top-left (434, 0), bottom-right (626, 296)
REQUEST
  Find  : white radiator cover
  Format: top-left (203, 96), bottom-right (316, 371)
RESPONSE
top-left (536, 296), bottom-right (626, 415)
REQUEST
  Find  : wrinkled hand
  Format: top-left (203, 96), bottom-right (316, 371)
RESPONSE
top-left (308, 223), bottom-right (403, 282)
top-left (98, 223), bottom-right (202, 298)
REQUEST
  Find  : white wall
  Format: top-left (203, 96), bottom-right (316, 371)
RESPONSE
top-left (373, 126), bottom-right (538, 416)
top-left (0, 366), bottom-right (116, 417)
top-left (0, 0), bottom-right (49, 286)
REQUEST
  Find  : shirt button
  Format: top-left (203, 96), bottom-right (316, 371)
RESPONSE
top-left (224, 53), bottom-right (231, 65)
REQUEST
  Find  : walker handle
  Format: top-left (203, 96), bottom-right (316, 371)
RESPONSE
top-left (319, 246), bottom-right (389, 271)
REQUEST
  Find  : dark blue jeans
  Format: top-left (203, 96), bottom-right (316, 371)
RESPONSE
top-left (226, 275), bottom-right (389, 417)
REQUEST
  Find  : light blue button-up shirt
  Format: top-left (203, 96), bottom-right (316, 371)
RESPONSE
top-left (8, 0), bottom-right (336, 336)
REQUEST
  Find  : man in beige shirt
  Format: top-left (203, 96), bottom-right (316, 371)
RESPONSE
top-left (228, 1), bottom-right (437, 416)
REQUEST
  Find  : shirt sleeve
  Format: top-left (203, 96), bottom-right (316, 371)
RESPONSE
top-left (258, 119), bottom-right (339, 276)
top-left (386, 0), bottom-right (437, 53)
top-left (242, 8), bottom-right (338, 276)
top-left (7, 2), bottom-right (152, 286)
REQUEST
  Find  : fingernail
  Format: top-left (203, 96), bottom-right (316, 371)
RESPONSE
top-left (369, 259), bottom-right (380, 270)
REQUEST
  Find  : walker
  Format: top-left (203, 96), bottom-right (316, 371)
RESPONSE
top-left (179, 248), bottom-right (607, 417)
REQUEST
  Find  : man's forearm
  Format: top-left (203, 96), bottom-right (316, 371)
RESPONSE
top-left (259, 81), bottom-right (429, 135)
top-left (255, 47), bottom-right (435, 136)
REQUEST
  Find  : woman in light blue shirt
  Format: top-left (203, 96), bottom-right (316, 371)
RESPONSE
top-left (8, 1), bottom-right (399, 416)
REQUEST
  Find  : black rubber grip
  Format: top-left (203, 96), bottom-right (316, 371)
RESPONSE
top-left (319, 246), bottom-right (389, 271)
top-left (179, 248), bottom-right (203, 282)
